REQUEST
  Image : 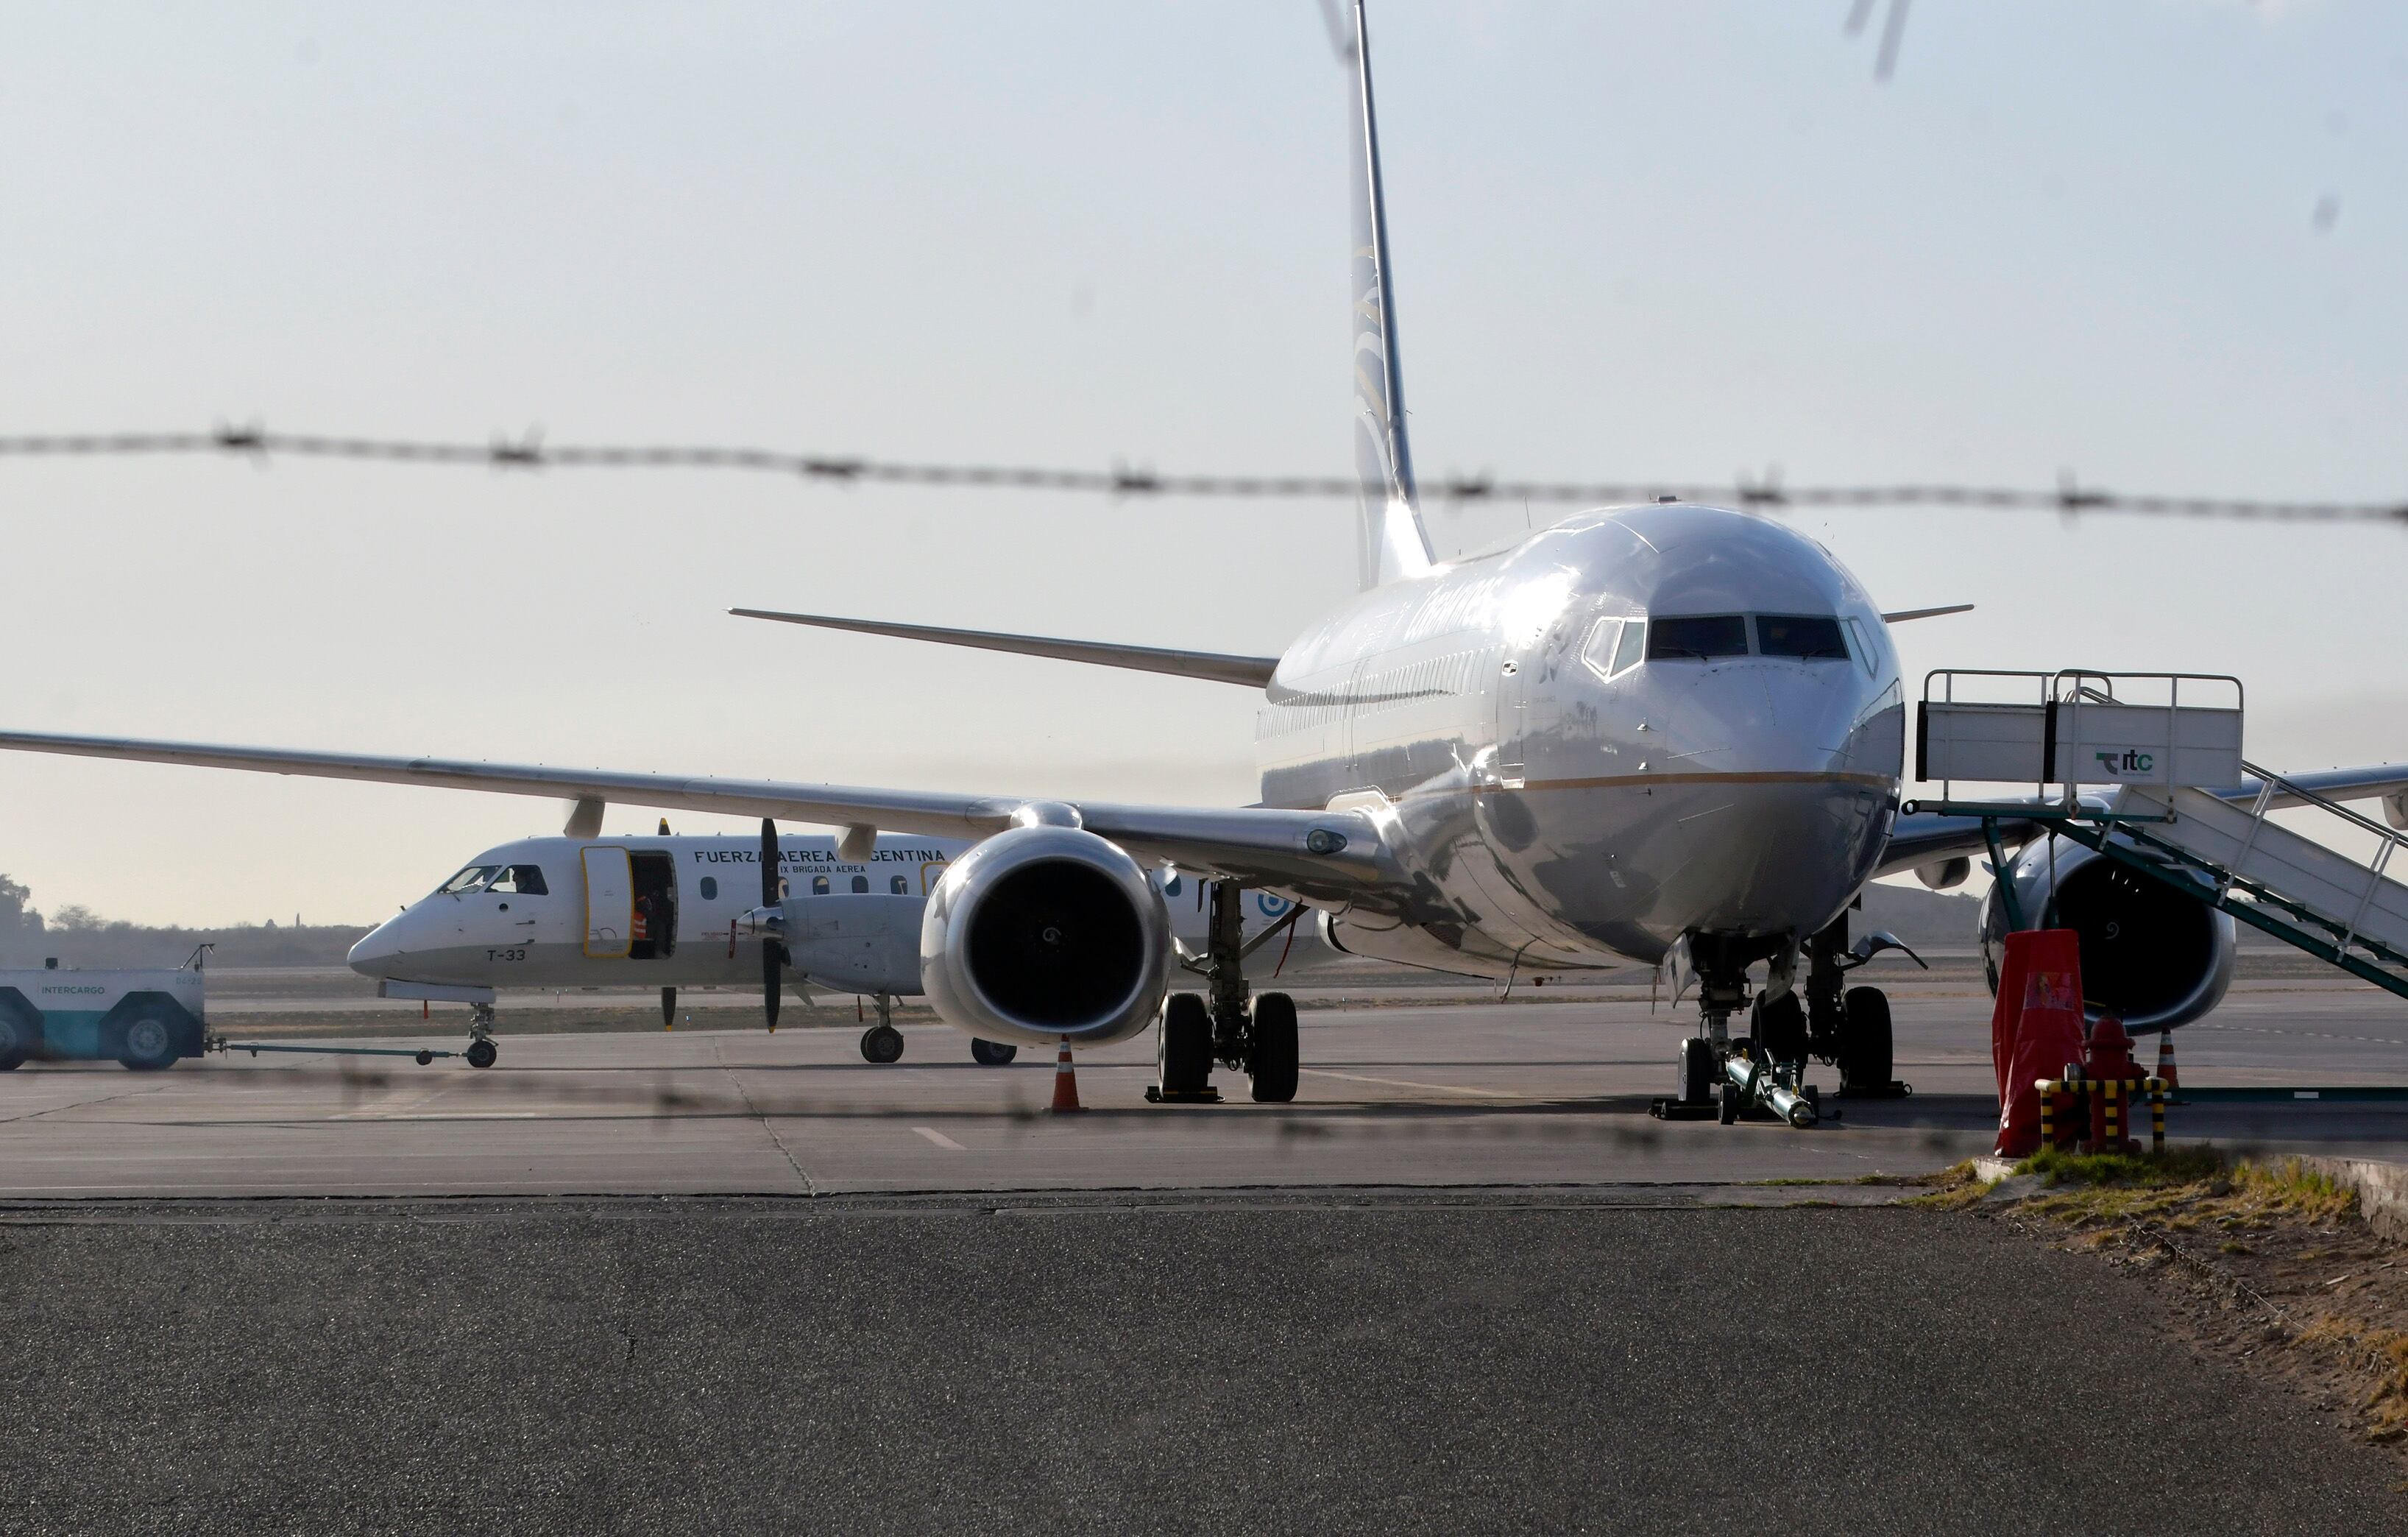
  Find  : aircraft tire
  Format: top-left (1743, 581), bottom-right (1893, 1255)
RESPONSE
top-left (117, 1013), bottom-right (179, 1072)
top-left (1756, 991), bottom-right (1808, 1065)
top-left (861, 1024), bottom-right (904, 1064)
top-left (1840, 986), bottom-right (1893, 1091)
top-left (1676, 1037), bottom-right (1717, 1105)
top-left (465, 1039), bottom-right (499, 1070)
top-left (1158, 994), bottom-right (1211, 1097)
top-left (1247, 992), bottom-right (1299, 1103)
top-left (969, 1038), bottom-right (1018, 1067)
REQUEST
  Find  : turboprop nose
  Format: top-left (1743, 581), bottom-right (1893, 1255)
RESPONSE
top-left (347, 911), bottom-right (415, 978)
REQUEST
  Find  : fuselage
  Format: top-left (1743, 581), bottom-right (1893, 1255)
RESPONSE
top-left (348, 833), bottom-right (1303, 993)
top-left (1257, 504), bottom-right (1905, 975)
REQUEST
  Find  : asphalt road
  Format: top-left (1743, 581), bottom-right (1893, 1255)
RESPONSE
top-left (0, 1192), bottom-right (2397, 1534)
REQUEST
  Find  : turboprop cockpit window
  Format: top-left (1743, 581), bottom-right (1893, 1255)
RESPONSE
top-left (436, 865), bottom-right (500, 895)
top-left (1647, 615), bottom-right (1749, 660)
top-left (1754, 615), bottom-right (1849, 660)
top-left (490, 865), bottom-right (549, 896)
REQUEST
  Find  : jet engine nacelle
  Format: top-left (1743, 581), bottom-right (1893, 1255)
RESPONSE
top-left (1980, 835), bottom-right (2236, 1033)
top-left (918, 824), bottom-right (1171, 1047)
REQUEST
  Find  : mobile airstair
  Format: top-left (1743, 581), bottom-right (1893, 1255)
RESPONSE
top-left (1905, 671), bottom-right (2408, 1003)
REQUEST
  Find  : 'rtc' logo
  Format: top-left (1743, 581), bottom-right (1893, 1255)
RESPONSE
top-left (2094, 749), bottom-right (2156, 774)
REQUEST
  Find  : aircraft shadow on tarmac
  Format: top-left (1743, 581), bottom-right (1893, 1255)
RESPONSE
top-left (145, 1062), bottom-right (2019, 1150)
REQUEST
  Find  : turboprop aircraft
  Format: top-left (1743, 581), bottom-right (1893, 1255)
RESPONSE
top-left (349, 825), bottom-right (1309, 1067)
top-left (4, 1), bottom-right (2407, 1113)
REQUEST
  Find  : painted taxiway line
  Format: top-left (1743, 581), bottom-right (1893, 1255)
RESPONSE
top-left (912, 1126), bottom-right (966, 1151)
top-left (1298, 1069), bottom-right (1520, 1098)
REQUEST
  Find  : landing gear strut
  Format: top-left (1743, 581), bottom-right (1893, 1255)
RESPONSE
top-left (1147, 879), bottom-right (1298, 1105)
top-left (464, 1003), bottom-right (498, 1070)
top-left (1805, 914), bottom-right (1912, 1098)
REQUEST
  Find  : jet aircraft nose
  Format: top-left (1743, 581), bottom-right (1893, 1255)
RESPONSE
top-left (1660, 661), bottom-right (1874, 778)
top-left (1643, 660), bottom-right (1901, 935)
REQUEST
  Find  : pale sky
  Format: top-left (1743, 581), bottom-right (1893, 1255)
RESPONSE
top-left (1, 1), bottom-right (2404, 926)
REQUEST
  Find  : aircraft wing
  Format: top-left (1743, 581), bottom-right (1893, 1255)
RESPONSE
top-left (1874, 813), bottom-right (2038, 879)
top-left (0, 728), bottom-right (1393, 901)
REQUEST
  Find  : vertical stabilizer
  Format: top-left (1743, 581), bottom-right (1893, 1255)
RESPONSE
top-left (1347, 0), bottom-right (1434, 590)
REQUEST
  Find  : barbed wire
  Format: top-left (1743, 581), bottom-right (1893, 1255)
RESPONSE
top-left (0, 425), bottom-right (2401, 523)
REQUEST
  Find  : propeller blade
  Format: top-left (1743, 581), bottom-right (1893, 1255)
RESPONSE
top-left (660, 986), bottom-right (676, 1031)
top-left (760, 816), bottom-right (785, 1031)
top-left (763, 941), bottom-right (783, 1033)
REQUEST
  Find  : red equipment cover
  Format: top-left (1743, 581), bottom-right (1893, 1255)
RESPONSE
top-left (1990, 928), bottom-right (2086, 1157)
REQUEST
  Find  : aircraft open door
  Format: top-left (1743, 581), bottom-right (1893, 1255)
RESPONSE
top-left (582, 845), bottom-right (633, 958)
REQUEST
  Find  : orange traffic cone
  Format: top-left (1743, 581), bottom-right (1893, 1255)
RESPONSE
top-left (1050, 1040), bottom-right (1084, 1113)
top-left (2156, 1028), bottom-right (2179, 1091)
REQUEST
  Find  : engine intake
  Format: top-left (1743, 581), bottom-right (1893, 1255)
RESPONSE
top-left (1981, 836), bottom-right (2235, 1032)
top-left (919, 825), bottom-right (1169, 1047)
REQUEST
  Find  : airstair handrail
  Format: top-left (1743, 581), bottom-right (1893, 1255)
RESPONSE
top-left (2234, 760), bottom-right (2408, 854)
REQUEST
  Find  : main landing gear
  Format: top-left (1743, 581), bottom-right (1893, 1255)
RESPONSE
top-left (1147, 879), bottom-right (1299, 1105)
top-left (860, 993), bottom-right (904, 1064)
top-left (1656, 918), bottom-right (1919, 1128)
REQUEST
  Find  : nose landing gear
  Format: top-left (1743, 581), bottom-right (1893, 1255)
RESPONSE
top-left (464, 1003), bottom-right (498, 1070)
top-left (1652, 935), bottom-right (1832, 1128)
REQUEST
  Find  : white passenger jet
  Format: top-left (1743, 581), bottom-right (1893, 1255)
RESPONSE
top-left (350, 824), bottom-right (1306, 1068)
top-left (4, 2), bottom-right (2406, 1110)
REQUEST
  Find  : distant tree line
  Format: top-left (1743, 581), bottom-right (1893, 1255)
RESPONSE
top-left (0, 875), bottom-right (367, 969)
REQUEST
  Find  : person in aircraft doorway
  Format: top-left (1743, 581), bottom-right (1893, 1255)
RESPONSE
top-left (630, 890), bottom-right (656, 952)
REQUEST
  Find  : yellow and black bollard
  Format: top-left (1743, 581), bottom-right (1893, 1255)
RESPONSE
top-left (2144, 1075), bottom-right (2167, 1153)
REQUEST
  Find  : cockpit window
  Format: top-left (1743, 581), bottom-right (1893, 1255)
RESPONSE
top-left (1755, 615), bottom-right (1850, 660)
top-left (1844, 617), bottom-right (1878, 677)
top-left (1612, 621), bottom-right (1646, 674)
top-left (436, 865), bottom-right (500, 895)
top-left (489, 865), bottom-right (549, 896)
top-left (1582, 617), bottom-right (1649, 679)
top-left (1647, 615), bottom-right (1749, 660)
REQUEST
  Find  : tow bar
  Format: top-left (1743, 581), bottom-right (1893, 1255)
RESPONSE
top-left (208, 1036), bottom-right (457, 1067)
top-left (1720, 1042), bottom-right (1822, 1128)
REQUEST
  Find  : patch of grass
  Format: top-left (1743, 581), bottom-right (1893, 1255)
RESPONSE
top-left (2234, 1157), bottom-right (2358, 1225)
top-left (2295, 1317), bottom-right (2408, 1441)
top-left (2220, 1240), bottom-right (2255, 1256)
top-left (2015, 1143), bottom-right (2226, 1187)
top-left (1902, 1161), bottom-right (1991, 1210)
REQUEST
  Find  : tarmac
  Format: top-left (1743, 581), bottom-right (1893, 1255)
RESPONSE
top-left (3, 975), bottom-right (2407, 1198)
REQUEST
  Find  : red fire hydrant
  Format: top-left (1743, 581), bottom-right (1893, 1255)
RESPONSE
top-left (2083, 1016), bottom-right (2140, 1152)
